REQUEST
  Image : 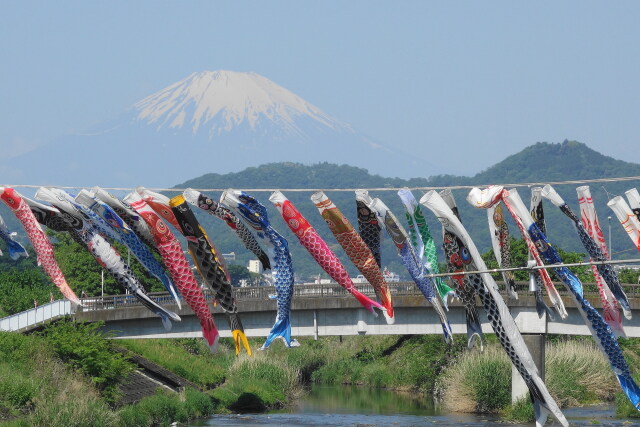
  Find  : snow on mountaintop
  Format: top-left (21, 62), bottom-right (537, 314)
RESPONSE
top-left (133, 70), bottom-right (351, 137)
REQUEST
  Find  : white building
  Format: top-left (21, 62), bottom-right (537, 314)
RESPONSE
top-left (248, 259), bottom-right (263, 274)
top-left (222, 252), bottom-right (236, 262)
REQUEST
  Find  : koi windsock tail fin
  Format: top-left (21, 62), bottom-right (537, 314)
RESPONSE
top-left (532, 399), bottom-right (550, 427)
top-left (435, 278), bottom-right (455, 310)
top-left (7, 240), bottom-right (28, 261)
top-left (351, 289), bottom-right (383, 316)
top-left (603, 306), bottom-right (626, 338)
top-left (134, 289), bottom-right (181, 331)
top-left (617, 374), bottom-right (640, 410)
top-left (505, 275), bottom-right (518, 300)
top-left (524, 372), bottom-right (568, 427)
top-left (201, 316), bottom-right (220, 353)
top-left (430, 296), bottom-right (453, 344)
top-left (376, 286), bottom-right (395, 324)
top-left (161, 273), bottom-right (182, 310)
top-left (464, 305), bottom-right (484, 351)
top-left (58, 282), bottom-right (82, 307)
top-left (535, 292), bottom-right (555, 321)
top-left (261, 314), bottom-right (299, 350)
top-left (229, 313), bottom-right (252, 356)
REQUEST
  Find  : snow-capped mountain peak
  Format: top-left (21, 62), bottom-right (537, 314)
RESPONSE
top-left (132, 70), bottom-right (350, 137)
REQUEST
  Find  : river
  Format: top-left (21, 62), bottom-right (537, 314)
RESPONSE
top-left (194, 384), bottom-right (635, 426)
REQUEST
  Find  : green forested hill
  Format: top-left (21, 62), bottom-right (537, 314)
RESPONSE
top-left (0, 140), bottom-right (638, 283)
top-left (173, 141), bottom-right (640, 280)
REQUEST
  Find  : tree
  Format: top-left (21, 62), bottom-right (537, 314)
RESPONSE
top-left (481, 237), bottom-right (592, 283)
top-left (227, 264), bottom-right (251, 287)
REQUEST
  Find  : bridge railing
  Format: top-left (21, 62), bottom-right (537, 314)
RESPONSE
top-left (76, 281), bottom-right (640, 312)
top-left (0, 300), bottom-right (75, 332)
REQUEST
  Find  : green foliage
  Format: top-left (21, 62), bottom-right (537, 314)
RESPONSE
top-left (210, 355), bottom-right (300, 412)
top-left (501, 397), bottom-right (534, 423)
top-left (119, 388), bottom-right (214, 426)
top-left (49, 231), bottom-right (165, 297)
top-left (439, 345), bottom-right (511, 413)
top-left (40, 320), bottom-right (134, 404)
top-left (482, 237), bottom-right (592, 282)
top-left (0, 268), bottom-right (53, 316)
top-left (307, 335), bottom-right (466, 393)
top-left (227, 264), bottom-right (251, 287)
top-left (440, 338), bottom-right (617, 416)
top-left (618, 268), bottom-right (640, 284)
top-left (0, 332), bottom-right (117, 426)
top-left (546, 339), bottom-right (616, 406)
top-left (28, 394), bottom-right (116, 427)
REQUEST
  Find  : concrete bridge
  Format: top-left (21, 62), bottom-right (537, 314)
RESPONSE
top-left (7, 281), bottom-right (640, 404)
top-left (73, 282), bottom-right (640, 339)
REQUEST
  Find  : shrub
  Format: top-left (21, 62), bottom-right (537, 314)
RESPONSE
top-left (546, 339), bottom-right (616, 406)
top-left (40, 320), bottom-right (134, 404)
top-left (439, 345), bottom-right (510, 413)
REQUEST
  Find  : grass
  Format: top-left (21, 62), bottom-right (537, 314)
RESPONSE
top-left (309, 334), bottom-right (466, 391)
top-left (117, 338), bottom-right (236, 388)
top-left (438, 345), bottom-right (510, 413)
top-left (210, 351), bottom-right (301, 412)
top-left (0, 332), bottom-right (117, 427)
top-left (117, 388), bottom-right (214, 427)
top-left (438, 338), bottom-right (618, 419)
top-left (545, 339), bottom-right (616, 407)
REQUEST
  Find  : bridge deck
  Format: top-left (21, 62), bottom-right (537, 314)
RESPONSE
top-left (73, 282), bottom-right (640, 339)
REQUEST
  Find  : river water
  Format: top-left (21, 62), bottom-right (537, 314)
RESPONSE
top-left (195, 384), bottom-right (635, 426)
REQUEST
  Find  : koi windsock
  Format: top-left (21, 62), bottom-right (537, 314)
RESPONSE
top-left (358, 190), bottom-right (453, 343)
top-left (577, 186), bottom-right (625, 336)
top-left (0, 213), bottom-right (28, 260)
top-left (528, 188), bottom-right (555, 320)
top-left (270, 191), bottom-right (383, 315)
top-left (542, 185), bottom-right (629, 331)
top-left (169, 195), bottom-right (251, 356)
top-left (311, 191), bottom-right (395, 323)
top-left (222, 189), bottom-right (298, 349)
top-left (423, 189), bottom-right (568, 427)
top-left (398, 189), bottom-right (455, 308)
top-left (486, 203), bottom-right (518, 299)
top-left (0, 187), bottom-right (80, 305)
top-left (626, 188), bottom-right (640, 222)
top-left (124, 192), bottom-right (219, 351)
top-left (609, 191), bottom-right (640, 251)
top-left (93, 187), bottom-right (159, 252)
top-left (430, 189), bottom-right (484, 350)
top-left (36, 187), bottom-right (180, 330)
top-left (134, 188), bottom-right (247, 354)
top-left (356, 193), bottom-right (383, 267)
top-left (473, 186), bottom-right (640, 411)
top-left (75, 190), bottom-right (182, 309)
top-left (183, 188), bottom-right (271, 271)
top-left (467, 186), bottom-right (568, 320)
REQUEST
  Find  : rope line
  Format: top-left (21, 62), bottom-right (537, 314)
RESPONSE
top-left (3, 175), bottom-right (640, 193)
top-left (424, 258), bottom-right (640, 279)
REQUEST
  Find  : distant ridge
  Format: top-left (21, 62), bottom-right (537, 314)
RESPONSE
top-left (172, 141), bottom-right (640, 278)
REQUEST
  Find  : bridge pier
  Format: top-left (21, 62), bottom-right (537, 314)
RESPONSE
top-left (511, 333), bottom-right (546, 404)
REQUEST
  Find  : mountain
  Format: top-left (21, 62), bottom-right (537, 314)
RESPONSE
top-left (0, 70), bottom-right (440, 188)
top-left (169, 141), bottom-right (640, 279)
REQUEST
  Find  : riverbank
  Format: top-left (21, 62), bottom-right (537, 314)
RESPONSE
top-left (119, 333), bottom-right (640, 422)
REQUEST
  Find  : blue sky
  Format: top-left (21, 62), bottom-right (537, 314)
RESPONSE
top-left (1, 1), bottom-right (639, 175)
